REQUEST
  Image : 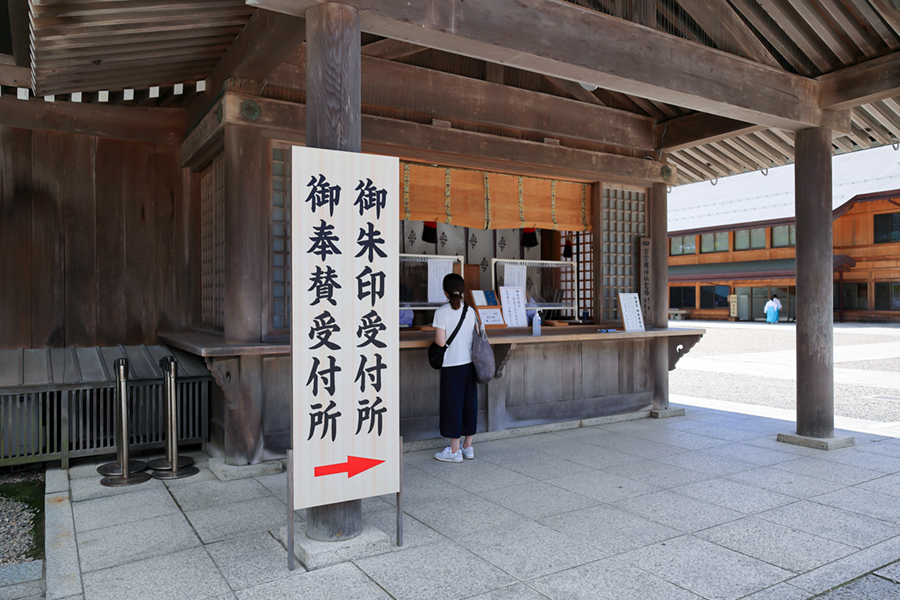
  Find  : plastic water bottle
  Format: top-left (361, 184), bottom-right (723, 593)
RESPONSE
top-left (532, 311), bottom-right (541, 336)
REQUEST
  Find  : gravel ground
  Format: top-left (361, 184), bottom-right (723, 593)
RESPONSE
top-left (0, 470), bottom-right (43, 566)
top-left (672, 325), bottom-right (900, 422)
top-left (671, 370), bottom-right (900, 421)
top-left (839, 358), bottom-right (900, 372)
top-left (683, 327), bottom-right (900, 358)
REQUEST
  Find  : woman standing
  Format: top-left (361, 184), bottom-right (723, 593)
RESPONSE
top-left (764, 296), bottom-right (779, 324)
top-left (432, 273), bottom-right (478, 463)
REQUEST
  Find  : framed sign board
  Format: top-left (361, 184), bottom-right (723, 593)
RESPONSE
top-left (291, 146), bottom-right (400, 510)
top-left (617, 292), bottom-right (646, 332)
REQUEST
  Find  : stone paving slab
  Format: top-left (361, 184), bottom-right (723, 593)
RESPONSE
top-left (877, 561), bottom-right (900, 583)
top-left (545, 469), bottom-right (660, 503)
top-left (354, 542), bottom-right (517, 600)
top-left (0, 562), bottom-right (42, 588)
top-left (539, 504), bottom-right (682, 557)
top-left (69, 475), bottom-right (164, 502)
top-left (670, 477), bottom-right (797, 514)
top-left (168, 478), bottom-right (272, 512)
top-left (0, 580), bottom-right (44, 600)
top-left (77, 512), bottom-right (200, 573)
top-left (611, 489), bottom-right (745, 533)
top-left (787, 534), bottom-right (900, 595)
top-left (44, 492), bottom-right (81, 600)
top-left (618, 535), bottom-right (793, 600)
top-left (234, 562), bottom-right (392, 600)
top-left (695, 516), bottom-right (857, 573)
top-left (476, 480), bottom-right (599, 519)
top-left (205, 532), bottom-right (294, 590)
top-left (757, 500), bottom-right (900, 549)
top-left (529, 557), bottom-right (704, 600)
top-left (456, 519), bottom-right (607, 581)
top-left (814, 574), bottom-right (900, 599)
top-left (466, 583), bottom-right (551, 600)
top-left (72, 487), bottom-right (180, 532)
top-left (185, 496), bottom-right (286, 544)
top-left (81, 547), bottom-right (230, 600)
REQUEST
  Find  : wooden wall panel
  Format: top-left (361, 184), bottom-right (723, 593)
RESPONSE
top-left (124, 142), bottom-right (158, 345)
top-left (64, 135), bottom-right (97, 347)
top-left (0, 127), bottom-right (33, 348)
top-left (95, 138), bottom-right (128, 346)
top-left (31, 131), bottom-right (66, 348)
top-left (1, 130), bottom-right (192, 350)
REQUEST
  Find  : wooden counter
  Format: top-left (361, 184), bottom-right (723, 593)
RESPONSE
top-left (160, 326), bottom-right (705, 447)
top-left (161, 326), bottom-right (705, 355)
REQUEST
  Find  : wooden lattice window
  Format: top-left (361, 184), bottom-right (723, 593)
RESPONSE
top-left (558, 232), bottom-right (594, 320)
top-left (200, 155), bottom-right (225, 330)
top-left (601, 187), bottom-right (646, 322)
top-left (270, 144), bottom-right (292, 334)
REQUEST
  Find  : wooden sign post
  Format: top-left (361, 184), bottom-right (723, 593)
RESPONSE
top-left (289, 146), bottom-right (400, 544)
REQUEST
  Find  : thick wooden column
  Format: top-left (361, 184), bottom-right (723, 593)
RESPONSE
top-left (305, 2), bottom-right (363, 542)
top-left (649, 182), bottom-right (669, 408)
top-left (794, 127), bottom-right (834, 438)
top-left (222, 126), bottom-right (266, 465)
top-left (224, 126), bottom-right (266, 343)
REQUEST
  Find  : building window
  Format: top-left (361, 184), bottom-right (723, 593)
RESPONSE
top-left (874, 213), bottom-right (900, 244)
top-left (700, 232), bottom-right (728, 253)
top-left (559, 232), bottom-right (594, 319)
top-left (772, 224), bottom-right (796, 247)
top-left (271, 145), bottom-right (292, 334)
top-left (700, 285), bottom-right (730, 309)
top-left (669, 235), bottom-right (696, 256)
top-left (734, 228), bottom-right (765, 251)
top-left (669, 286), bottom-right (696, 309)
top-left (875, 282), bottom-right (900, 310)
top-left (835, 282), bottom-right (868, 310)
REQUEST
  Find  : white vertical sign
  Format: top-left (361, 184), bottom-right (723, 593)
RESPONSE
top-left (618, 292), bottom-right (646, 332)
top-left (291, 146), bottom-right (400, 510)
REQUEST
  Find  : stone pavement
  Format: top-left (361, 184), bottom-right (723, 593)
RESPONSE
top-left (7, 399), bottom-right (900, 600)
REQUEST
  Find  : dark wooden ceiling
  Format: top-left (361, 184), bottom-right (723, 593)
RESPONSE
top-left (3, 0), bottom-right (899, 185)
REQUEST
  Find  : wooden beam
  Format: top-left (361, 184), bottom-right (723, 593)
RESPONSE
top-left (268, 52), bottom-right (655, 151)
top-left (248, 0), bottom-right (848, 132)
top-left (543, 76), bottom-right (607, 106)
top-left (676, 0), bottom-right (780, 68)
top-left (361, 38), bottom-right (427, 60)
top-left (183, 93), bottom-right (674, 183)
top-left (0, 63), bottom-right (31, 87)
top-left (656, 113), bottom-right (763, 151)
top-left (185, 8), bottom-right (307, 129)
top-left (7, 0), bottom-right (30, 68)
top-left (0, 95), bottom-right (185, 145)
top-left (818, 51), bottom-right (900, 110)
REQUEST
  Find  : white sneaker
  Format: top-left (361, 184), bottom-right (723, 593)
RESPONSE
top-left (435, 447), bottom-right (462, 463)
top-left (461, 446), bottom-right (474, 460)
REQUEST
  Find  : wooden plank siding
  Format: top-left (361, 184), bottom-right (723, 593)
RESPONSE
top-left (0, 126), bottom-right (192, 349)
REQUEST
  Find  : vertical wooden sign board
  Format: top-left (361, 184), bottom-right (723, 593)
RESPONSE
top-left (639, 238), bottom-right (652, 323)
top-left (291, 146), bottom-right (400, 511)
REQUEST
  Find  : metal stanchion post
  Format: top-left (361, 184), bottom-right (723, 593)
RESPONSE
top-left (150, 356), bottom-right (198, 480)
top-left (101, 359), bottom-right (150, 486)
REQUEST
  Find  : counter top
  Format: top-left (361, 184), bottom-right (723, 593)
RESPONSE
top-left (161, 326), bottom-right (705, 357)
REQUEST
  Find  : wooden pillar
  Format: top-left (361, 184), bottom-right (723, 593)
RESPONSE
top-left (222, 126), bottom-right (266, 465)
top-left (591, 183), bottom-right (603, 323)
top-left (305, 2), bottom-right (363, 542)
top-left (794, 127), bottom-right (834, 438)
top-left (839, 270), bottom-right (844, 323)
top-left (649, 182), bottom-right (668, 408)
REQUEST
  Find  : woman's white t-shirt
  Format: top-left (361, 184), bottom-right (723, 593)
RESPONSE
top-left (432, 303), bottom-right (476, 367)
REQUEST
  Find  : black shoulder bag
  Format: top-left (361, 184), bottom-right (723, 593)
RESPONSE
top-left (428, 303), bottom-right (468, 369)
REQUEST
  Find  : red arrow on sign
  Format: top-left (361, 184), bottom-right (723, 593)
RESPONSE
top-left (314, 456), bottom-right (385, 478)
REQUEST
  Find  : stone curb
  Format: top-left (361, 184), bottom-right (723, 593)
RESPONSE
top-left (44, 470), bottom-right (82, 600)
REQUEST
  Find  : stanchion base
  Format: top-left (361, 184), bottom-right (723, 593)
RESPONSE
top-left (100, 472), bottom-right (152, 487)
top-left (151, 465), bottom-right (199, 480)
top-left (97, 460), bottom-right (147, 476)
top-left (147, 456), bottom-right (195, 471)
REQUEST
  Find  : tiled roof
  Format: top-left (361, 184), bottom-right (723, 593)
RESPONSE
top-left (668, 145), bottom-right (900, 234)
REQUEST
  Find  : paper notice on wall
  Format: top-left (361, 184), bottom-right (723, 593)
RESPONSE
top-left (428, 260), bottom-right (454, 303)
top-left (500, 286), bottom-right (528, 328)
top-left (504, 264), bottom-right (526, 290)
